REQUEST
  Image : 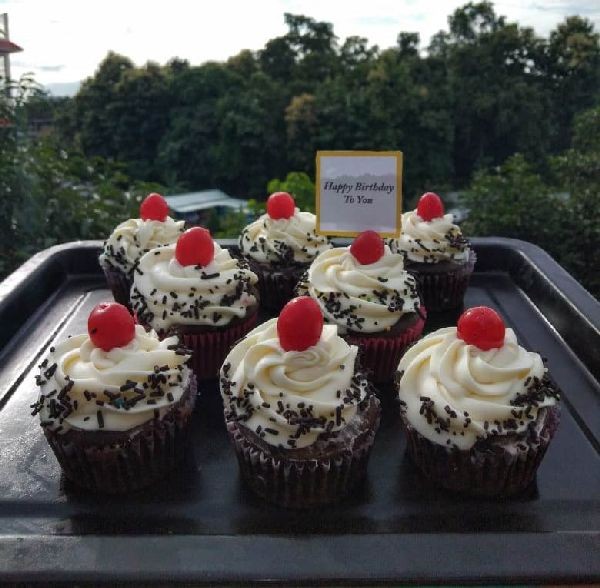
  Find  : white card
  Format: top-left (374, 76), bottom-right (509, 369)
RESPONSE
top-left (315, 151), bottom-right (403, 237)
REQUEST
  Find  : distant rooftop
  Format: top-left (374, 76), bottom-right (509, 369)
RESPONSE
top-left (0, 39), bottom-right (22, 54)
top-left (164, 190), bottom-right (247, 214)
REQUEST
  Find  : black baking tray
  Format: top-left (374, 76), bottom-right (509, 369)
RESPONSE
top-left (0, 238), bottom-right (598, 585)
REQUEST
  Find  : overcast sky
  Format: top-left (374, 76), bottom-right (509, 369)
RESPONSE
top-left (2, 0), bottom-right (600, 94)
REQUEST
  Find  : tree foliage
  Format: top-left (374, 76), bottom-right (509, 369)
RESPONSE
top-left (463, 105), bottom-right (600, 298)
top-left (267, 171), bottom-right (316, 213)
top-left (2, 4), bottom-right (599, 297)
top-left (462, 154), bottom-right (565, 255)
top-left (0, 76), bottom-right (162, 278)
top-left (51, 4), bottom-right (600, 205)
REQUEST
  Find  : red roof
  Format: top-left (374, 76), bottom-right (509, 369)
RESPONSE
top-left (0, 39), bottom-right (23, 55)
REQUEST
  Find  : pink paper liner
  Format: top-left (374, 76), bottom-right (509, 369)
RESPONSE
top-left (402, 405), bottom-right (560, 497)
top-left (225, 395), bottom-right (381, 508)
top-left (179, 312), bottom-right (258, 380)
top-left (43, 374), bottom-right (197, 494)
top-left (102, 267), bottom-right (133, 309)
top-left (409, 251), bottom-right (476, 312)
top-left (343, 307), bottom-right (427, 383)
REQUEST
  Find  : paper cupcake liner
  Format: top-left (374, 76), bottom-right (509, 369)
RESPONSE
top-left (226, 396), bottom-right (381, 508)
top-left (102, 267), bottom-right (133, 309)
top-left (409, 251), bottom-right (476, 312)
top-left (178, 312), bottom-right (258, 380)
top-left (247, 260), bottom-right (306, 314)
top-left (343, 307), bottom-right (427, 384)
top-left (43, 374), bottom-right (197, 494)
top-left (402, 405), bottom-right (560, 497)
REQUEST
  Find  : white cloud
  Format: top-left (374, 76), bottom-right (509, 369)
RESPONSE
top-left (1, 0), bottom-right (599, 89)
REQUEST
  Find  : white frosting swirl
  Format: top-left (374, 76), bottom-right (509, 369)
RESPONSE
top-left (221, 319), bottom-right (368, 449)
top-left (398, 327), bottom-right (558, 450)
top-left (131, 242), bottom-right (258, 332)
top-left (99, 217), bottom-right (185, 274)
top-left (297, 245), bottom-right (421, 334)
top-left (34, 325), bottom-right (191, 433)
top-left (239, 209), bottom-right (331, 265)
top-left (387, 211), bottom-right (469, 263)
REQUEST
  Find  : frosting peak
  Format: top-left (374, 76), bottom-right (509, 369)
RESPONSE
top-left (398, 327), bottom-right (559, 449)
top-left (388, 210), bottom-right (469, 263)
top-left (221, 320), bottom-right (368, 449)
top-left (99, 216), bottom-right (185, 274)
top-left (297, 245), bottom-right (421, 334)
top-left (239, 209), bottom-right (331, 265)
top-left (131, 242), bottom-right (258, 332)
top-left (33, 325), bottom-right (192, 433)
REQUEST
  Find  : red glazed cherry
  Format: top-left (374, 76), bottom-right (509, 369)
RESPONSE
top-left (140, 192), bottom-right (169, 221)
top-left (175, 227), bottom-right (214, 266)
top-left (350, 230), bottom-right (384, 265)
top-left (416, 192), bottom-right (444, 221)
top-left (266, 192), bottom-right (295, 220)
top-left (277, 297), bottom-right (324, 352)
top-left (457, 306), bottom-right (506, 351)
top-left (88, 303), bottom-right (136, 351)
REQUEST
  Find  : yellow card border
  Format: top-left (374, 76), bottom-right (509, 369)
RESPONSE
top-left (315, 150), bottom-right (403, 237)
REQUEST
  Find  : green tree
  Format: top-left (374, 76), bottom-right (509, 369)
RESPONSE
top-left (462, 105), bottom-right (600, 299)
top-left (156, 62), bottom-right (238, 190)
top-left (285, 93), bottom-right (318, 172)
top-left (544, 17), bottom-right (600, 152)
top-left (462, 154), bottom-right (564, 255)
top-left (212, 71), bottom-right (287, 196)
top-left (0, 75), bottom-right (162, 280)
top-left (442, 2), bottom-right (553, 182)
top-left (283, 13), bottom-right (339, 88)
top-left (267, 171), bottom-right (315, 212)
top-left (550, 107), bottom-right (600, 296)
top-left (107, 61), bottom-right (171, 179)
top-left (75, 55), bottom-right (171, 180)
top-left (48, 5), bottom-right (600, 218)
top-left (74, 52), bottom-right (135, 158)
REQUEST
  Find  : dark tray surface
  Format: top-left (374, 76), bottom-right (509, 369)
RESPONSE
top-left (0, 239), bottom-right (598, 584)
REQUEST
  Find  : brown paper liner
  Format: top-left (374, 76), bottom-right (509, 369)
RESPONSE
top-left (402, 405), bottom-right (560, 497)
top-left (102, 267), bottom-right (133, 309)
top-left (226, 395), bottom-right (381, 508)
top-left (408, 250), bottom-right (476, 312)
top-left (343, 307), bottom-right (427, 383)
top-left (245, 259), bottom-right (306, 314)
top-left (178, 312), bottom-right (258, 380)
top-left (42, 374), bottom-right (197, 494)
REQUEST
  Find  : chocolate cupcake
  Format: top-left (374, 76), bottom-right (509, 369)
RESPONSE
top-left (131, 227), bottom-right (259, 380)
top-left (220, 297), bottom-right (381, 508)
top-left (31, 302), bottom-right (197, 494)
top-left (387, 192), bottom-right (475, 311)
top-left (296, 231), bottom-right (426, 384)
top-left (238, 192), bottom-right (331, 313)
top-left (99, 193), bottom-right (184, 307)
top-left (397, 306), bottom-right (560, 497)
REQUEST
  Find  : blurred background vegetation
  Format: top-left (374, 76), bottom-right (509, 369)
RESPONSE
top-left (0, 2), bottom-right (599, 298)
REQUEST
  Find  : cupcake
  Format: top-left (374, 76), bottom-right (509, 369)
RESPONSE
top-left (238, 191), bottom-right (331, 313)
top-left (131, 227), bottom-right (259, 380)
top-left (220, 297), bottom-right (381, 508)
top-left (397, 306), bottom-right (561, 497)
top-left (296, 230), bottom-right (426, 383)
top-left (31, 302), bottom-right (197, 494)
top-left (99, 193), bottom-right (185, 307)
top-left (387, 192), bottom-right (475, 311)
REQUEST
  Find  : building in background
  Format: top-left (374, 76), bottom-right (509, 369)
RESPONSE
top-left (165, 190), bottom-right (251, 227)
